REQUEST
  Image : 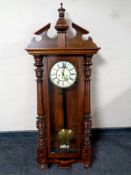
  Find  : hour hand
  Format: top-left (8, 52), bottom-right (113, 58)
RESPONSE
top-left (61, 69), bottom-right (65, 80)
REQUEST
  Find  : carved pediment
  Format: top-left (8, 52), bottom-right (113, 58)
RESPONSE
top-left (26, 3), bottom-right (100, 53)
top-left (27, 23), bottom-right (58, 48)
top-left (66, 23), bottom-right (98, 49)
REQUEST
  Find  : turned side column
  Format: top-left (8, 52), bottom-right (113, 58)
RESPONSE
top-left (82, 54), bottom-right (93, 168)
top-left (34, 55), bottom-right (47, 168)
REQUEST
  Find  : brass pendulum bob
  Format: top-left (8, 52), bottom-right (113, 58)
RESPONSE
top-left (58, 129), bottom-right (75, 148)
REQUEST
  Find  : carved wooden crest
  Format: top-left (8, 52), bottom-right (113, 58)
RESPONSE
top-left (26, 3), bottom-right (100, 55)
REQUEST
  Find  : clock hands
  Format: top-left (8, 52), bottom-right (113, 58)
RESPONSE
top-left (61, 67), bottom-right (68, 81)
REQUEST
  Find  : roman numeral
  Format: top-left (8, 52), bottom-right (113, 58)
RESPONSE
top-left (66, 79), bottom-right (70, 84)
top-left (62, 62), bottom-right (66, 68)
top-left (53, 77), bottom-right (57, 80)
top-left (57, 80), bottom-right (60, 85)
top-left (70, 73), bottom-right (75, 76)
top-left (57, 64), bottom-right (60, 68)
top-left (69, 77), bottom-right (74, 81)
top-left (51, 73), bottom-right (56, 76)
top-left (69, 68), bottom-right (73, 71)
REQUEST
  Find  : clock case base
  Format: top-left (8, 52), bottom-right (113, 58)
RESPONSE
top-left (37, 148), bottom-right (91, 169)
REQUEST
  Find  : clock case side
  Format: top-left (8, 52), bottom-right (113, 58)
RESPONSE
top-left (26, 4), bottom-right (100, 168)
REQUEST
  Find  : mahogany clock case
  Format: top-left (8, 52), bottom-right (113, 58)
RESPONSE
top-left (26, 3), bottom-right (100, 168)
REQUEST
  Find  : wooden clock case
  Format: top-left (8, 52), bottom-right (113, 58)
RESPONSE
top-left (26, 3), bottom-right (100, 168)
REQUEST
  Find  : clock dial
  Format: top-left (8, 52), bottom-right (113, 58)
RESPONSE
top-left (49, 61), bottom-right (77, 88)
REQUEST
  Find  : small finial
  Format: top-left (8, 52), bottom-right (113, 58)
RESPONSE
top-left (58, 2), bottom-right (65, 18)
top-left (60, 2), bottom-right (63, 8)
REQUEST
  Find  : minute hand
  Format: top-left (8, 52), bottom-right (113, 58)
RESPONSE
top-left (61, 68), bottom-right (65, 80)
top-left (63, 68), bottom-right (68, 81)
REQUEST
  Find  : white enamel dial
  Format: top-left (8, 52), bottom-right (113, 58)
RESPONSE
top-left (49, 61), bottom-right (77, 88)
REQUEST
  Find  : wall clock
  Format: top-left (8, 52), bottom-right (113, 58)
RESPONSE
top-left (26, 3), bottom-right (100, 168)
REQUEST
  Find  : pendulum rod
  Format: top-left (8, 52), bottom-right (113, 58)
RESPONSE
top-left (62, 88), bottom-right (67, 129)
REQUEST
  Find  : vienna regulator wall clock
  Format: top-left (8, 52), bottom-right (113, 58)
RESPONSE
top-left (26, 3), bottom-right (100, 168)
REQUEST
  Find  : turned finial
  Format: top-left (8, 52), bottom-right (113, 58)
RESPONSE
top-left (58, 2), bottom-right (65, 18)
top-left (55, 3), bottom-right (68, 32)
top-left (60, 2), bottom-right (63, 8)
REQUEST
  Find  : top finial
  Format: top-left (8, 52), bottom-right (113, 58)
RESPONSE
top-left (55, 3), bottom-right (68, 32)
top-left (60, 2), bottom-right (63, 8)
top-left (58, 2), bottom-right (65, 18)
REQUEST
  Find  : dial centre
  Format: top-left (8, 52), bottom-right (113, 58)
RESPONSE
top-left (57, 68), bottom-right (70, 81)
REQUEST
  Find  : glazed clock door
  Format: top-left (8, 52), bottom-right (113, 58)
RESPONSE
top-left (45, 56), bottom-right (84, 158)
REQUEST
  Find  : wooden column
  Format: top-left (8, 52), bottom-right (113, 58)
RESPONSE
top-left (82, 54), bottom-right (92, 168)
top-left (34, 55), bottom-right (47, 168)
